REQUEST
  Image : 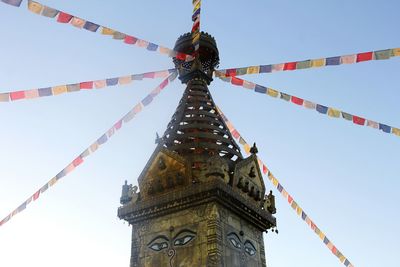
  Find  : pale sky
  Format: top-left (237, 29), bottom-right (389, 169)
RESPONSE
top-left (0, 1), bottom-right (399, 266)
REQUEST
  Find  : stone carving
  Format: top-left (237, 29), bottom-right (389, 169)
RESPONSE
top-left (120, 180), bottom-right (139, 205)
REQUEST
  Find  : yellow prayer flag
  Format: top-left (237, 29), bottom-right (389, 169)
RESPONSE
top-left (311, 58), bottom-right (325, 68)
top-left (159, 46), bottom-right (171, 55)
top-left (392, 127), bottom-right (400, 136)
top-left (48, 177), bottom-right (57, 187)
top-left (267, 88), bottom-right (279, 98)
top-left (101, 27), bottom-right (115, 35)
top-left (247, 66), bottom-right (260, 74)
top-left (296, 206), bottom-right (302, 216)
top-left (244, 144), bottom-right (251, 155)
top-left (319, 231), bottom-right (325, 240)
top-left (52, 85), bottom-right (67, 95)
top-left (28, 1), bottom-right (43, 14)
top-left (392, 48), bottom-right (400, 57)
top-left (339, 255), bottom-right (346, 263)
top-left (327, 108), bottom-right (341, 118)
top-left (119, 76), bottom-right (132, 85)
top-left (272, 176), bottom-right (278, 187)
top-left (194, 1), bottom-right (201, 10)
top-left (71, 17), bottom-right (85, 28)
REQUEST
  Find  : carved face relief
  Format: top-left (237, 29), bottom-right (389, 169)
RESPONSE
top-left (147, 229), bottom-right (197, 267)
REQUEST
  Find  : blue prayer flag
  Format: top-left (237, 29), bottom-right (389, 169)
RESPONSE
top-left (259, 65), bottom-right (272, 73)
top-left (323, 236), bottom-right (329, 244)
top-left (255, 85), bottom-right (267, 94)
top-left (38, 87), bottom-right (53, 97)
top-left (17, 202), bottom-right (27, 212)
top-left (326, 56), bottom-right (341, 65)
top-left (106, 78), bottom-right (118, 86)
top-left (97, 134), bottom-right (108, 145)
top-left (56, 170), bottom-right (66, 180)
top-left (147, 43), bottom-right (158, 51)
top-left (316, 104), bottom-right (328, 114)
top-left (301, 211), bottom-right (307, 220)
top-left (344, 259), bottom-right (350, 266)
top-left (277, 183), bottom-right (283, 192)
top-left (379, 123), bottom-right (391, 133)
top-left (83, 21), bottom-right (100, 32)
top-left (141, 95), bottom-right (153, 106)
top-left (1, 0), bottom-right (22, 7)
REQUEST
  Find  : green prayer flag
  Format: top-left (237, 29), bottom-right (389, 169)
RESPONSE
top-left (67, 84), bottom-right (80, 92)
top-left (296, 60), bottom-right (311, 69)
top-left (280, 93), bottom-right (291, 101)
top-left (374, 49), bottom-right (391, 60)
top-left (341, 112), bottom-right (353, 121)
top-left (41, 6), bottom-right (59, 18)
top-left (236, 68), bottom-right (247, 76)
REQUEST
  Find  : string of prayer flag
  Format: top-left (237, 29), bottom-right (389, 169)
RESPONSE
top-left (215, 71), bottom-right (400, 138)
top-left (0, 69), bottom-right (176, 102)
top-left (216, 105), bottom-right (354, 267)
top-left (218, 48), bottom-right (400, 76)
top-left (4, 0), bottom-right (194, 61)
top-left (0, 71), bottom-right (178, 227)
top-left (191, 0), bottom-right (201, 52)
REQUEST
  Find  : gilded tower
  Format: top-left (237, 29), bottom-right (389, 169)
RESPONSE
top-left (118, 32), bottom-right (277, 267)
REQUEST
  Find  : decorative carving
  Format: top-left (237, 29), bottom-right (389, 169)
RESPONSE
top-left (264, 190), bottom-right (276, 214)
top-left (120, 180), bottom-right (139, 205)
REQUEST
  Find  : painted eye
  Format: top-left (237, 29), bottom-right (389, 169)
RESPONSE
top-left (244, 241), bottom-right (256, 256)
top-left (147, 236), bottom-right (169, 252)
top-left (227, 233), bottom-right (241, 249)
top-left (173, 234), bottom-right (195, 246)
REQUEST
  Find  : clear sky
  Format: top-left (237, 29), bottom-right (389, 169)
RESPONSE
top-left (0, 0), bottom-right (399, 266)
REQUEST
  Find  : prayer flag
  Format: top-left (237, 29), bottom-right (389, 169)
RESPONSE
top-left (80, 81), bottom-right (93, 89)
top-left (122, 110), bottom-right (135, 123)
top-left (113, 32), bottom-right (126, 40)
top-left (159, 79), bottom-right (169, 89)
top-left (132, 74), bottom-right (144, 80)
top-left (97, 134), bottom-right (108, 145)
top-left (291, 201), bottom-right (298, 210)
top-left (239, 137), bottom-right (246, 145)
top-left (301, 211), bottom-right (307, 220)
top-left (94, 80), bottom-right (106, 89)
top-left (118, 76), bottom-right (132, 85)
top-left (71, 17), bottom-right (86, 28)
top-left (311, 58), bottom-right (325, 68)
top-left (367, 120), bottom-right (379, 129)
top-left (73, 156), bottom-right (83, 167)
top-left (319, 231), bottom-right (325, 240)
top-left (296, 60), bottom-right (311, 69)
top-left (40, 183), bottom-right (49, 193)
top-left (244, 144), bottom-right (251, 154)
top-left (67, 84), bottom-right (80, 92)
top-left (101, 27), bottom-right (115, 35)
top-left (141, 95), bottom-right (153, 106)
top-left (137, 39), bottom-right (149, 47)
top-left (259, 65), bottom-right (272, 73)
top-left (48, 177), bottom-right (57, 187)
top-left (231, 77), bottom-right (244, 86)
top-left (10, 91), bottom-right (25, 101)
top-left (124, 35), bottom-right (138, 45)
top-left (356, 52), bottom-right (373, 62)
top-left (38, 87), bottom-right (52, 97)
top-left (83, 21), bottom-right (100, 32)
top-left (133, 103), bottom-right (143, 114)
top-left (267, 88), bottom-right (279, 98)
top-left (303, 100), bottom-right (316, 109)
top-left (143, 72), bottom-right (155, 79)
top-left (325, 56), bottom-right (341, 65)
top-left (392, 127), bottom-right (400, 136)
top-left (287, 195), bottom-right (293, 204)
top-left (56, 170), bottom-right (65, 180)
top-left (114, 120), bottom-right (123, 130)
top-left (291, 96), bottom-right (304, 105)
top-left (352, 115), bottom-right (365, 125)
top-left (106, 78), bottom-right (118, 86)
top-left (90, 142), bottom-right (99, 153)
top-left (231, 129), bottom-right (240, 139)
top-left (296, 206), bottom-right (302, 216)
top-left (25, 89), bottom-right (39, 99)
top-left (255, 85), bottom-right (267, 94)
top-left (391, 48), bottom-right (400, 57)
top-left (57, 12), bottom-right (73, 23)
top-left (236, 68), bottom-right (247, 76)
top-left (277, 183), bottom-right (283, 192)
top-left (41, 6), bottom-right (58, 18)
top-left (283, 62), bottom-right (297, 70)
top-left (64, 163), bottom-right (75, 174)
top-left (159, 46), bottom-right (171, 55)
top-left (374, 49), bottom-right (391, 60)
top-left (147, 43), bottom-right (158, 51)
top-left (327, 108), bottom-right (341, 118)
top-left (379, 123), bottom-right (391, 133)
top-left (280, 93), bottom-right (291, 101)
top-left (262, 164), bottom-right (268, 174)
top-left (344, 259), bottom-right (350, 266)
top-left (107, 127), bottom-right (115, 137)
top-left (247, 66), bottom-right (260, 74)
top-left (272, 63), bottom-right (284, 72)
top-left (341, 112), bottom-right (353, 121)
top-left (243, 81), bottom-right (255, 90)
top-left (316, 104), bottom-right (328, 114)
top-left (52, 85), bottom-right (67, 95)
top-left (1, 0), bottom-right (22, 7)
top-left (33, 190), bottom-right (40, 201)
top-left (340, 54), bottom-right (357, 64)
top-left (0, 93), bottom-right (10, 102)
top-left (226, 69), bottom-right (236, 76)
top-left (17, 202), bottom-right (27, 212)
top-left (28, 1), bottom-right (43, 14)
top-left (80, 149), bottom-right (90, 158)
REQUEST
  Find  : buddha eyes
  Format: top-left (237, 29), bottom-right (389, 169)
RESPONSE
top-left (173, 234), bottom-right (195, 246)
top-left (227, 233), bottom-right (257, 257)
top-left (148, 236), bottom-right (169, 252)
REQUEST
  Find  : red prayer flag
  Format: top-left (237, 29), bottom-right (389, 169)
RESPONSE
top-left (291, 96), bottom-right (304, 105)
top-left (33, 190), bottom-right (40, 201)
top-left (191, 21), bottom-right (200, 32)
top-left (124, 35), bottom-right (138, 45)
top-left (144, 72), bottom-right (155, 79)
top-left (287, 195), bottom-right (293, 204)
top-left (73, 156), bottom-right (83, 167)
top-left (175, 53), bottom-right (187, 61)
top-left (332, 246), bottom-right (338, 255)
top-left (283, 62), bottom-right (297, 71)
top-left (262, 164), bottom-right (268, 174)
top-left (159, 79), bottom-right (169, 89)
top-left (356, 52), bottom-right (373, 62)
top-left (352, 115), bottom-right (366, 125)
top-left (57, 12), bottom-right (73, 23)
top-left (232, 129), bottom-right (240, 139)
top-left (226, 69), bottom-right (237, 77)
top-left (80, 81), bottom-right (93, 89)
top-left (114, 120), bottom-right (123, 130)
top-left (231, 77), bottom-right (244, 86)
top-left (10, 91), bottom-right (25, 101)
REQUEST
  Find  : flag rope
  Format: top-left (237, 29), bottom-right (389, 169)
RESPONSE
top-left (216, 105), bottom-right (354, 267)
top-left (215, 70), bottom-right (400, 138)
top-left (191, 0), bottom-right (201, 53)
top-left (1, 0), bottom-right (193, 61)
top-left (218, 48), bottom-right (400, 76)
top-left (0, 71), bottom-right (178, 227)
top-left (0, 69), bottom-right (176, 102)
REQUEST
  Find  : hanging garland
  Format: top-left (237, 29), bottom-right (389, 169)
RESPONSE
top-left (215, 71), bottom-right (400, 138)
top-left (0, 69), bottom-right (175, 102)
top-left (217, 105), bottom-right (354, 267)
top-left (0, 71), bottom-right (177, 227)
